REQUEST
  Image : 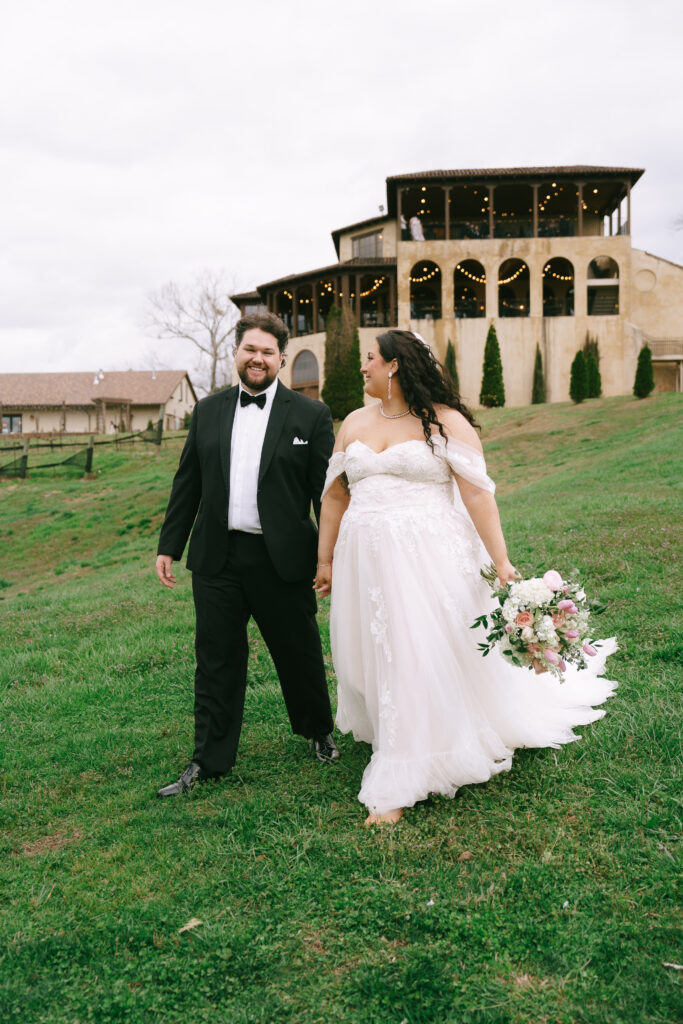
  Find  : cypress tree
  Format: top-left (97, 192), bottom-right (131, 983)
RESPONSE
top-left (479, 324), bottom-right (505, 407)
top-left (633, 344), bottom-right (655, 399)
top-left (322, 302), bottom-right (365, 418)
top-left (585, 350), bottom-right (602, 398)
top-left (569, 350), bottom-right (588, 404)
top-left (445, 339), bottom-right (459, 391)
top-left (531, 344), bottom-right (546, 404)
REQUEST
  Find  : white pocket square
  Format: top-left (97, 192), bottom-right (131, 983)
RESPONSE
top-left (293, 436), bottom-right (308, 445)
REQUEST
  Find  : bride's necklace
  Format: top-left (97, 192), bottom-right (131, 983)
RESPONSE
top-left (379, 402), bottom-right (411, 419)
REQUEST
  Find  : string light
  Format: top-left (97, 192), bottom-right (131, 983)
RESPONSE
top-left (410, 265), bottom-right (441, 283)
top-left (360, 276), bottom-right (386, 298)
top-left (543, 263), bottom-right (573, 282)
top-left (498, 264), bottom-right (528, 285)
top-left (455, 263), bottom-right (486, 284)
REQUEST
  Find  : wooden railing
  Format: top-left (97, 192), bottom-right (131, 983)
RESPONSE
top-left (647, 339), bottom-right (683, 357)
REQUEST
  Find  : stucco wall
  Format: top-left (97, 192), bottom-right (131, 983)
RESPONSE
top-left (630, 249), bottom-right (683, 337)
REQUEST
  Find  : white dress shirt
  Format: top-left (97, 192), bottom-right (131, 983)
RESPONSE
top-left (228, 380), bottom-right (278, 533)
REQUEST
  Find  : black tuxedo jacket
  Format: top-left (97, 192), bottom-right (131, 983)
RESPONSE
top-left (157, 382), bottom-right (335, 582)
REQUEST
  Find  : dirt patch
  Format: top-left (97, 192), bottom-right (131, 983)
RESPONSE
top-left (20, 828), bottom-right (84, 857)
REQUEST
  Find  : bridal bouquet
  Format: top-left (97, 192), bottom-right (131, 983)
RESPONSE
top-left (472, 567), bottom-right (604, 679)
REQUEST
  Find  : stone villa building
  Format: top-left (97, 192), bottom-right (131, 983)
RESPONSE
top-left (231, 165), bottom-right (683, 405)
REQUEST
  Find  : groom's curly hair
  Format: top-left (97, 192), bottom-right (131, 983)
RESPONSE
top-left (376, 330), bottom-right (479, 449)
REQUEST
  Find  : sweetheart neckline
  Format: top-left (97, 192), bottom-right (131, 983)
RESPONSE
top-left (346, 438), bottom-right (425, 456)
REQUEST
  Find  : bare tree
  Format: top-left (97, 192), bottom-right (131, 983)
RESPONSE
top-left (146, 269), bottom-right (239, 394)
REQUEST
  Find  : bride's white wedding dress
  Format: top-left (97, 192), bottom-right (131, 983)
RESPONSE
top-left (324, 437), bottom-right (617, 814)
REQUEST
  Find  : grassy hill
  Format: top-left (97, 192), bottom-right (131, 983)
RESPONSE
top-left (0, 394), bottom-right (681, 1024)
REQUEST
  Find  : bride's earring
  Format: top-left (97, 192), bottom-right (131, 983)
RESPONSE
top-left (387, 371), bottom-right (392, 401)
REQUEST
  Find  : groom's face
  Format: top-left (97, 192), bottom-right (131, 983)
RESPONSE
top-left (234, 328), bottom-right (284, 393)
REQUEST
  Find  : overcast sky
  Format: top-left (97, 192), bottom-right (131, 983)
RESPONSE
top-left (2, 0), bottom-right (681, 379)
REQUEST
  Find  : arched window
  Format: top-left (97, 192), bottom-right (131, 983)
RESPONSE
top-left (543, 258), bottom-right (574, 316)
top-left (275, 290), bottom-right (293, 332)
top-left (454, 260), bottom-right (486, 318)
top-left (410, 261), bottom-right (442, 320)
top-left (291, 350), bottom-right (319, 400)
top-left (498, 259), bottom-right (529, 317)
top-left (587, 257), bottom-right (619, 315)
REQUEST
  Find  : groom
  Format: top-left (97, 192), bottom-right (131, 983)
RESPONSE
top-left (155, 311), bottom-right (338, 797)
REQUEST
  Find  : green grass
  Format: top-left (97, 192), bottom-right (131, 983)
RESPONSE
top-left (0, 395), bottom-right (681, 1024)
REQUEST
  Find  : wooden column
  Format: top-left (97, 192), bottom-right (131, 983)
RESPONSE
top-left (444, 186), bottom-right (450, 240)
top-left (532, 184), bottom-right (538, 238)
top-left (627, 182), bottom-right (631, 235)
top-left (312, 281), bottom-right (319, 333)
top-left (355, 274), bottom-right (361, 325)
top-left (577, 183), bottom-right (584, 237)
top-left (617, 194), bottom-right (622, 234)
top-left (388, 274), bottom-right (396, 326)
top-left (488, 186), bottom-right (494, 238)
top-left (397, 187), bottom-right (403, 239)
top-left (291, 287), bottom-right (298, 337)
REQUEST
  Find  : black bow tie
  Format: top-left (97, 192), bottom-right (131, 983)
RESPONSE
top-left (240, 391), bottom-right (266, 410)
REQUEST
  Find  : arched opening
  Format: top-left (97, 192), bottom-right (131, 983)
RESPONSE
top-left (296, 284), bottom-right (314, 336)
top-left (449, 184), bottom-right (490, 239)
top-left (275, 290), bottom-right (293, 333)
top-left (543, 258), bottom-right (574, 316)
top-left (291, 350), bottom-right (319, 400)
top-left (454, 260), bottom-right (486, 318)
top-left (402, 186), bottom-right (446, 240)
top-left (498, 259), bottom-right (529, 317)
top-left (493, 184), bottom-right (533, 238)
top-left (316, 279), bottom-right (336, 332)
top-left (360, 274), bottom-right (392, 327)
top-left (538, 180), bottom-right (578, 237)
top-left (410, 261), bottom-right (442, 320)
top-left (587, 256), bottom-right (619, 315)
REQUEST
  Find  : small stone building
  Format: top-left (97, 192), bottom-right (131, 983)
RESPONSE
top-left (0, 369), bottom-right (197, 435)
top-left (231, 165), bottom-right (683, 405)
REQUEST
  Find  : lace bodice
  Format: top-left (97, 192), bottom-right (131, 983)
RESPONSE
top-left (323, 436), bottom-right (495, 510)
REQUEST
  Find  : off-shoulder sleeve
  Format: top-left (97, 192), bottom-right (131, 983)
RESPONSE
top-left (322, 451), bottom-right (347, 498)
top-left (436, 436), bottom-right (495, 494)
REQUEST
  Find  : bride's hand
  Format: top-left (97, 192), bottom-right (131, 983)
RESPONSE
top-left (313, 562), bottom-right (332, 598)
top-left (495, 559), bottom-right (519, 585)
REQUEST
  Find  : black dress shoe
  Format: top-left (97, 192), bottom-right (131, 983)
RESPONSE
top-left (157, 762), bottom-right (203, 798)
top-left (312, 733), bottom-right (340, 764)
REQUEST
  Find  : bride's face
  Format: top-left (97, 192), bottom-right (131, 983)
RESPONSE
top-left (361, 342), bottom-right (393, 398)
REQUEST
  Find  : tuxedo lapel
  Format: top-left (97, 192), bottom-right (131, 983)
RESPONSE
top-left (219, 386), bottom-right (239, 497)
top-left (259, 381), bottom-right (291, 485)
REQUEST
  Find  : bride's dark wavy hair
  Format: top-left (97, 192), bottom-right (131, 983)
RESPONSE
top-left (376, 330), bottom-right (479, 449)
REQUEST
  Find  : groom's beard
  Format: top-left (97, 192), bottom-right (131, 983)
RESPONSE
top-left (237, 363), bottom-right (279, 393)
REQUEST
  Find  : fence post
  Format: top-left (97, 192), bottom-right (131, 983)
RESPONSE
top-left (85, 436), bottom-right (94, 474)
top-left (20, 436), bottom-right (30, 479)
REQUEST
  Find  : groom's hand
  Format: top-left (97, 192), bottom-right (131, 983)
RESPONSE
top-left (156, 555), bottom-right (177, 589)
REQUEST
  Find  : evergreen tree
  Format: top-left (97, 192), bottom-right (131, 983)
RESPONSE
top-left (445, 339), bottom-right (459, 391)
top-left (633, 344), bottom-right (655, 399)
top-left (569, 350), bottom-right (588, 404)
top-left (585, 350), bottom-right (602, 398)
top-left (321, 302), bottom-right (365, 418)
top-left (531, 344), bottom-right (546, 404)
top-left (479, 324), bottom-right (505, 407)
top-left (583, 332), bottom-right (600, 368)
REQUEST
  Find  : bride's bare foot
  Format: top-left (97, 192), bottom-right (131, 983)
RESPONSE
top-left (364, 808), bottom-right (404, 826)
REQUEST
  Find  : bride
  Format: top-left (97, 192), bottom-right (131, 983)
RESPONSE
top-left (314, 330), bottom-right (617, 825)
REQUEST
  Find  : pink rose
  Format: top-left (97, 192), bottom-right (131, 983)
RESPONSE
top-left (565, 629), bottom-right (579, 639)
top-left (543, 570), bottom-right (563, 591)
top-left (505, 624), bottom-right (514, 633)
top-left (515, 610), bottom-right (534, 627)
top-left (527, 643), bottom-right (541, 655)
top-left (558, 658), bottom-right (567, 672)
top-left (544, 648), bottom-right (559, 664)
top-left (532, 659), bottom-right (547, 674)
top-left (552, 612), bottom-right (566, 627)
top-left (583, 643), bottom-right (597, 657)
top-left (558, 599), bottom-right (578, 614)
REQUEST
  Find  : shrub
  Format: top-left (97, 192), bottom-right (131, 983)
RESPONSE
top-left (445, 340), bottom-right (459, 391)
top-left (585, 350), bottom-right (602, 398)
top-left (569, 350), bottom-right (588, 404)
top-left (322, 302), bottom-right (364, 418)
top-left (479, 325), bottom-right (505, 407)
top-left (633, 345), bottom-right (655, 399)
top-left (531, 344), bottom-right (546, 404)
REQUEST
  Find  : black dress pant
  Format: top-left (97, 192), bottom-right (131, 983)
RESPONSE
top-left (191, 531), bottom-right (333, 776)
